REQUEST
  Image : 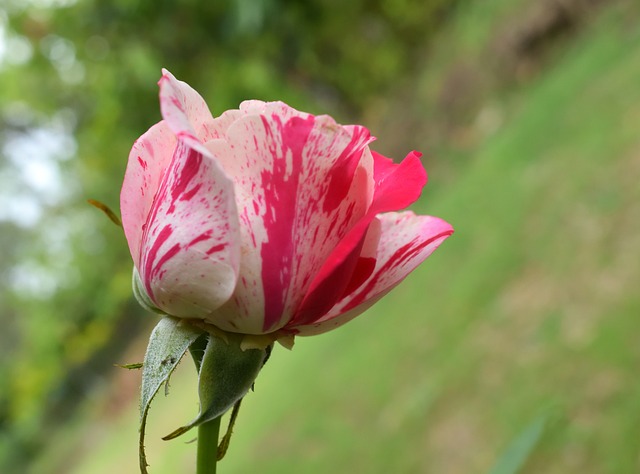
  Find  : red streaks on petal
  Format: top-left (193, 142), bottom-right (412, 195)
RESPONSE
top-left (322, 126), bottom-right (370, 213)
top-left (206, 243), bottom-right (227, 255)
top-left (170, 95), bottom-right (184, 111)
top-left (138, 141), bottom-right (226, 304)
top-left (291, 149), bottom-right (428, 328)
top-left (165, 145), bottom-right (203, 214)
top-left (142, 138), bottom-right (155, 158)
top-left (342, 256), bottom-right (376, 297)
top-left (137, 156), bottom-right (148, 170)
top-left (188, 230), bottom-right (213, 247)
top-left (170, 147), bottom-right (202, 203)
top-left (142, 224), bottom-right (173, 297)
top-left (370, 151), bottom-right (427, 214)
top-left (181, 183), bottom-right (202, 202)
top-left (153, 243), bottom-right (181, 277)
top-left (260, 114), bottom-right (315, 332)
top-left (291, 231), bottom-right (366, 325)
top-left (177, 131), bottom-right (198, 142)
top-left (343, 229), bottom-right (452, 312)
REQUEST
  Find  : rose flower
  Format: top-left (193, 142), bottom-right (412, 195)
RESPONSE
top-left (121, 70), bottom-right (453, 346)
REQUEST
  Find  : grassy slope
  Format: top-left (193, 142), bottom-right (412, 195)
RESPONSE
top-left (47, 2), bottom-right (640, 473)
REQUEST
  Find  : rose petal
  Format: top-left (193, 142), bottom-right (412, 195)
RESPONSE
top-left (238, 100), bottom-right (309, 121)
top-left (289, 149), bottom-right (428, 326)
top-left (370, 150), bottom-right (427, 214)
top-left (121, 121), bottom-right (176, 266)
top-left (158, 69), bottom-right (223, 155)
top-left (138, 140), bottom-right (240, 318)
top-left (293, 211), bottom-right (453, 336)
top-left (203, 111), bottom-right (375, 334)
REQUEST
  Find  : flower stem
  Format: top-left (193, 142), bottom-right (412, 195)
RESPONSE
top-left (189, 335), bottom-right (221, 474)
top-left (196, 416), bottom-right (221, 474)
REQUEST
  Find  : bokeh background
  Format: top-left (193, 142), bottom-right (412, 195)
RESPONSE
top-left (1, 0), bottom-right (639, 473)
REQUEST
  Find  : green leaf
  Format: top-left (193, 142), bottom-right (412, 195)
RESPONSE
top-left (162, 333), bottom-right (266, 441)
top-left (139, 317), bottom-right (203, 474)
top-left (488, 413), bottom-right (548, 474)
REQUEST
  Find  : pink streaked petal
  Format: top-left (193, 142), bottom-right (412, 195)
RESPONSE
top-left (239, 100), bottom-right (311, 122)
top-left (158, 69), bottom-right (220, 156)
top-left (201, 138), bottom-right (264, 333)
top-left (208, 108), bottom-right (244, 136)
top-left (292, 212), bottom-right (453, 336)
top-left (290, 225), bottom-right (367, 326)
top-left (290, 296), bottom-right (381, 337)
top-left (289, 150), bottom-right (427, 326)
top-left (370, 150), bottom-right (427, 214)
top-left (237, 100), bottom-right (269, 114)
top-left (289, 184), bottom-right (375, 327)
top-left (371, 150), bottom-right (396, 182)
top-left (121, 121), bottom-right (176, 266)
top-left (138, 140), bottom-right (240, 318)
top-left (204, 113), bottom-right (375, 334)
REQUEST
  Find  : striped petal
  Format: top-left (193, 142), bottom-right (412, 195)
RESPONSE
top-left (370, 150), bottom-right (427, 214)
top-left (158, 69), bottom-right (228, 153)
top-left (137, 140), bottom-right (240, 318)
top-left (121, 121), bottom-right (176, 266)
top-left (293, 211), bottom-right (453, 336)
top-left (289, 149), bottom-right (428, 326)
top-left (203, 111), bottom-right (375, 334)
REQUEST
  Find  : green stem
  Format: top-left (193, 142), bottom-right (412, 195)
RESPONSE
top-left (196, 416), bottom-right (222, 474)
top-left (190, 335), bottom-right (221, 474)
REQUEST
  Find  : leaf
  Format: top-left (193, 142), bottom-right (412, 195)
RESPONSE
top-left (162, 333), bottom-right (266, 440)
top-left (488, 413), bottom-right (548, 474)
top-left (139, 317), bottom-right (203, 474)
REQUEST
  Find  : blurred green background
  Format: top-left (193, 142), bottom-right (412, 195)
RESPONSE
top-left (1, 0), bottom-right (639, 473)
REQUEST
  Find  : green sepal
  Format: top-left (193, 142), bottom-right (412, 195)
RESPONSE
top-left (162, 332), bottom-right (266, 440)
top-left (139, 317), bottom-right (203, 474)
top-left (132, 268), bottom-right (166, 315)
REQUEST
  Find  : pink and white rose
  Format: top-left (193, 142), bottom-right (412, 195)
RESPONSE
top-left (121, 69), bottom-right (453, 341)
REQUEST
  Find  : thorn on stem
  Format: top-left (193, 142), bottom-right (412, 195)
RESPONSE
top-left (87, 199), bottom-right (123, 227)
top-left (115, 362), bottom-right (143, 370)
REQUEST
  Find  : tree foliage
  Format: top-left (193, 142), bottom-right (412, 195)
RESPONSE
top-left (0, 0), bottom-right (453, 470)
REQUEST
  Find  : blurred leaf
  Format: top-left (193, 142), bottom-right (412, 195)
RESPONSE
top-left (488, 414), bottom-right (547, 474)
